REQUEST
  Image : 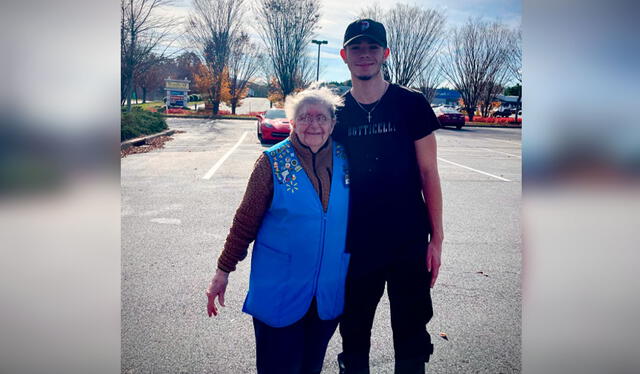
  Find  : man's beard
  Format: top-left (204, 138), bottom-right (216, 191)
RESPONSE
top-left (354, 64), bottom-right (380, 81)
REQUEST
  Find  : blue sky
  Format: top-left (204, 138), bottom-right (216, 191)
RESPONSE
top-left (161, 0), bottom-right (521, 84)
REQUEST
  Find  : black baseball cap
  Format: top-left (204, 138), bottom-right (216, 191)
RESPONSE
top-left (343, 19), bottom-right (387, 48)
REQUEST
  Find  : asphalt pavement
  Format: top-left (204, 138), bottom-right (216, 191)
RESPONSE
top-left (121, 119), bottom-right (521, 373)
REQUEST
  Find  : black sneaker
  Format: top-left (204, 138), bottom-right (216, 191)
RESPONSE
top-left (394, 358), bottom-right (426, 374)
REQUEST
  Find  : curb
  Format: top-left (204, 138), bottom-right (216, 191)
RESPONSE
top-left (160, 114), bottom-right (258, 120)
top-left (158, 117), bottom-right (520, 127)
top-left (121, 129), bottom-right (176, 150)
top-left (464, 122), bottom-right (522, 129)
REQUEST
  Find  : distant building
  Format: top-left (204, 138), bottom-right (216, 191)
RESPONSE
top-left (430, 90), bottom-right (521, 113)
top-left (495, 95), bottom-right (521, 110)
top-left (247, 82), bottom-right (269, 98)
top-left (431, 88), bottom-right (461, 105)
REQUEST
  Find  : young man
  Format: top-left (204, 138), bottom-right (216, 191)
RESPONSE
top-left (332, 19), bottom-right (444, 374)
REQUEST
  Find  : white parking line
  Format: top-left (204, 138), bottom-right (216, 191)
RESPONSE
top-left (481, 148), bottom-right (522, 159)
top-left (437, 157), bottom-right (512, 182)
top-left (203, 131), bottom-right (249, 180)
top-left (483, 137), bottom-right (521, 145)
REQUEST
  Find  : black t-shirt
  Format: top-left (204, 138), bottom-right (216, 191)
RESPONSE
top-left (334, 84), bottom-right (440, 262)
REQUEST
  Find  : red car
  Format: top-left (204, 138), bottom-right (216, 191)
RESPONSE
top-left (257, 108), bottom-right (292, 143)
top-left (434, 106), bottom-right (466, 130)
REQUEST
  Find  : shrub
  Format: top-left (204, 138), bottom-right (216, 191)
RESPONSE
top-left (121, 110), bottom-right (168, 141)
top-left (469, 116), bottom-right (521, 124)
top-left (165, 108), bottom-right (195, 114)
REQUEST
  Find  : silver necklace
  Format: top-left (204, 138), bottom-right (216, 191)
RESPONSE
top-left (353, 83), bottom-right (389, 123)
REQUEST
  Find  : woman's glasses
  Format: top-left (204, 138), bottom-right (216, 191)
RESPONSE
top-left (296, 113), bottom-right (330, 124)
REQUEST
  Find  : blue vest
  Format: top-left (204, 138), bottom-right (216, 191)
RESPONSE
top-left (242, 139), bottom-right (350, 327)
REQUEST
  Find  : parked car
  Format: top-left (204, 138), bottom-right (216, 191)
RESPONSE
top-left (434, 106), bottom-right (466, 130)
top-left (509, 110), bottom-right (523, 119)
top-left (256, 108), bottom-right (291, 143)
top-left (492, 108), bottom-right (515, 117)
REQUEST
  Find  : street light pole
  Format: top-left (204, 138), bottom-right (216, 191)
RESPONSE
top-left (311, 39), bottom-right (327, 82)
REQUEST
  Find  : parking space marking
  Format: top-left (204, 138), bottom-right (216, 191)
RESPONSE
top-left (437, 157), bottom-right (512, 182)
top-left (483, 137), bottom-right (521, 145)
top-left (481, 148), bottom-right (521, 159)
top-left (202, 131), bottom-right (249, 180)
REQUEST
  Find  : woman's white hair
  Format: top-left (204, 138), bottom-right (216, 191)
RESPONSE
top-left (284, 84), bottom-right (345, 121)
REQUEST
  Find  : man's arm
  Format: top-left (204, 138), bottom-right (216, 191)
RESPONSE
top-left (415, 133), bottom-right (443, 288)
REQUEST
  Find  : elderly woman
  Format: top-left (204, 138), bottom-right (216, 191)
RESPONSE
top-left (206, 86), bottom-right (350, 374)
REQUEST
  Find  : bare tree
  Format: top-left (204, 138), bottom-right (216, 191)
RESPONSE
top-left (121, 0), bottom-right (177, 111)
top-left (506, 28), bottom-right (522, 85)
top-left (134, 52), bottom-right (199, 104)
top-left (418, 55), bottom-right (444, 103)
top-left (385, 5), bottom-right (446, 87)
top-left (506, 28), bottom-right (522, 120)
top-left (357, 4), bottom-right (446, 88)
top-left (136, 56), bottom-right (166, 103)
top-left (479, 48), bottom-right (512, 118)
top-left (226, 33), bottom-right (261, 114)
top-left (131, 52), bottom-right (171, 104)
top-left (358, 2), bottom-right (385, 21)
top-left (172, 51), bottom-right (201, 81)
top-left (479, 78), bottom-right (506, 118)
top-left (297, 55), bottom-right (316, 88)
top-left (254, 0), bottom-right (321, 97)
top-left (187, 0), bottom-right (246, 114)
top-left (441, 18), bottom-right (511, 121)
top-left (254, 54), bottom-right (276, 107)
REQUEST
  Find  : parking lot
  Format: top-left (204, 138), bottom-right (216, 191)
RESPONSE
top-left (121, 118), bottom-right (521, 373)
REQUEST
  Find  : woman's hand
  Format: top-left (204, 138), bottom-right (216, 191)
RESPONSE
top-left (206, 269), bottom-right (229, 317)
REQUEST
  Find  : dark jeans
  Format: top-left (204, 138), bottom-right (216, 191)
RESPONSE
top-left (253, 299), bottom-right (339, 374)
top-left (339, 247), bottom-right (434, 373)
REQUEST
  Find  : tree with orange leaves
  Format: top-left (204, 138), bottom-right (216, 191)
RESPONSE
top-left (193, 63), bottom-right (231, 115)
top-left (267, 77), bottom-right (285, 107)
top-left (192, 63), bottom-right (214, 108)
top-left (266, 76), bottom-right (308, 108)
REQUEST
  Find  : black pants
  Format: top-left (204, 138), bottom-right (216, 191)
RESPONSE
top-left (253, 299), bottom-right (339, 374)
top-left (339, 247), bottom-right (434, 372)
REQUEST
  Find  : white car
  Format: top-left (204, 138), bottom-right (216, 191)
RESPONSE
top-left (508, 110), bottom-right (522, 119)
